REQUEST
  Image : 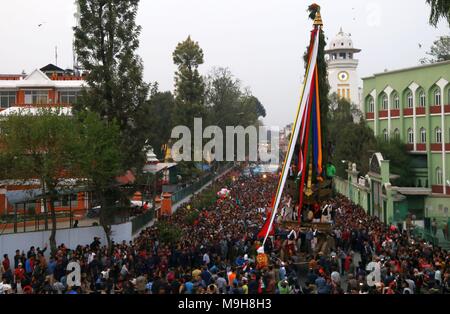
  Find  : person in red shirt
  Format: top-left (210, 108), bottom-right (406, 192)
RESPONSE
top-left (14, 263), bottom-right (26, 284)
top-left (2, 254), bottom-right (10, 272)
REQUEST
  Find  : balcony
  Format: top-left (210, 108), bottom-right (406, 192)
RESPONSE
top-left (379, 110), bottom-right (388, 118)
top-left (406, 144), bottom-right (414, 151)
top-left (390, 109), bottom-right (400, 117)
top-left (431, 185), bottom-right (450, 195)
top-left (416, 143), bottom-right (426, 151)
top-left (416, 107), bottom-right (426, 115)
top-left (366, 112), bottom-right (374, 120)
top-left (431, 143), bottom-right (442, 151)
top-left (445, 104), bottom-right (450, 113)
top-left (404, 108), bottom-right (413, 116)
top-left (430, 106), bottom-right (441, 114)
top-left (430, 143), bottom-right (450, 152)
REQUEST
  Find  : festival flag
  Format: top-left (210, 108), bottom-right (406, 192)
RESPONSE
top-left (257, 210), bottom-right (275, 239)
top-left (260, 8), bottom-right (325, 247)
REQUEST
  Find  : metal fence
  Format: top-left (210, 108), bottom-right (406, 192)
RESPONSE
top-left (0, 210), bottom-right (84, 235)
top-left (411, 226), bottom-right (439, 245)
top-left (170, 163), bottom-right (234, 204)
top-left (131, 210), bottom-right (154, 235)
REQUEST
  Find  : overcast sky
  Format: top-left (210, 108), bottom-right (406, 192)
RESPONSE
top-left (0, 0), bottom-right (448, 127)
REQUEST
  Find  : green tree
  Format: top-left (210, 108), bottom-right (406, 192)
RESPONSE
top-left (205, 67), bottom-right (243, 126)
top-left (145, 90), bottom-right (176, 159)
top-left (376, 137), bottom-right (414, 187)
top-left (73, 111), bottom-right (123, 249)
top-left (74, 0), bottom-right (149, 170)
top-left (328, 97), bottom-right (376, 177)
top-left (426, 0), bottom-right (450, 27)
top-left (420, 36), bottom-right (450, 63)
top-left (156, 221), bottom-right (182, 244)
top-left (172, 36), bottom-right (206, 132)
top-left (0, 110), bottom-right (78, 254)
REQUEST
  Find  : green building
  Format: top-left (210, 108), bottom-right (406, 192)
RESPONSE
top-left (334, 61), bottom-right (450, 248)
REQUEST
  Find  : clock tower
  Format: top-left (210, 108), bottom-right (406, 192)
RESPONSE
top-left (326, 28), bottom-right (361, 108)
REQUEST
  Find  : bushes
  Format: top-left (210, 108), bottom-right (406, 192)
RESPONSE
top-left (184, 209), bottom-right (200, 225)
top-left (156, 221), bottom-right (182, 244)
top-left (191, 187), bottom-right (217, 210)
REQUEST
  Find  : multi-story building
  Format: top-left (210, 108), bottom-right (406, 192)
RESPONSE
top-left (362, 61), bottom-right (450, 195)
top-left (0, 64), bottom-right (86, 217)
top-left (0, 64), bottom-right (85, 114)
top-left (353, 61), bottom-right (450, 243)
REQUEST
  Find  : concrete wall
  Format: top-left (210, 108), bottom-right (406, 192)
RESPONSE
top-left (0, 222), bottom-right (132, 262)
top-left (334, 177), bottom-right (370, 213)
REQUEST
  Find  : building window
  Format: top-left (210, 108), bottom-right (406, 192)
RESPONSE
top-left (383, 129), bottom-right (389, 142)
top-left (59, 90), bottom-right (80, 105)
top-left (434, 89), bottom-right (441, 106)
top-left (368, 98), bottom-right (374, 112)
top-left (436, 127), bottom-right (442, 143)
top-left (407, 92), bottom-right (413, 108)
top-left (0, 91), bottom-right (16, 108)
top-left (420, 128), bottom-right (426, 143)
top-left (393, 94), bottom-right (400, 109)
top-left (339, 53), bottom-right (346, 59)
top-left (382, 95), bottom-right (388, 110)
top-left (24, 90), bottom-right (48, 105)
top-left (436, 167), bottom-right (443, 185)
top-left (407, 128), bottom-right (414, 144)
top-left (347, 89), bottom-right (350, 100)
top-left (394, 128), bottom-right (400, 140)
top-left (419, 91), bottom-right (426, 107)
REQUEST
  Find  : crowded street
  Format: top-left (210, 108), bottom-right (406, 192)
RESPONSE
top-left (1, 168), bottom-right (448, 294)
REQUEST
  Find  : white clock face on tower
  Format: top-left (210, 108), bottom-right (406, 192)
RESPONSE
top-left (338, 71), bottom-right (349, 82)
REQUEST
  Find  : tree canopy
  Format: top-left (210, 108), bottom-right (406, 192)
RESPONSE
top-left (420, 36), bottom-right (450, 63)
top-left (74, 0), bottom-right (149, 171)
top-left (426, 0), bottom-right (450, 27)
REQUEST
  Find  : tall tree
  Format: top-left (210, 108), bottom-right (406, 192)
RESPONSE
top-left (328, 98), bottom-right (376, 177)
top-left (205, 67), bottom-right (243, 127)
top-left (172, 36), bottom-right (206, 131)
top-left (74, 0), bottom-right (149, 170)
top-left (426, 0), bottom-right (450, 27)
top-left (420, 36), bottom-right (450, 63)
top-left (204, 67), bottom-right (267, 163)
top-left (73, 112), bottom-right (123, 249)
top-left (145, 89), bottom-right (176, 159)
top-left (0, 110), bottom-right (78, 254)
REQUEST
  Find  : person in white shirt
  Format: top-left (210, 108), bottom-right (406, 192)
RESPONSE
top-left (435, 269), bottom-right (442, 286)
top-left (87, 252), bottom-right (96, 264)
top-left (203, 252), bottom-right (210, 266)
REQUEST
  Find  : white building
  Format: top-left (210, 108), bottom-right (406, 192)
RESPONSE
top-left (326, 28), bottom-right (362, 109)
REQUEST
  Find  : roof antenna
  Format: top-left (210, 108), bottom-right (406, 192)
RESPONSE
top-left (55, 46), bottom-right (58, 66)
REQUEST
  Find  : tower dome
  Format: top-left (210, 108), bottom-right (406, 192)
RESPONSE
top-left (327, 27), bottom-right (360, 53)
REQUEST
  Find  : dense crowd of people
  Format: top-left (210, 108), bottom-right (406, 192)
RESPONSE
top-left (0, 168), bottom-right (448, 294)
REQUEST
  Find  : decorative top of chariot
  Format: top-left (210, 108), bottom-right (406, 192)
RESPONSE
top-left (308, 3), bottom-right (323, 27)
